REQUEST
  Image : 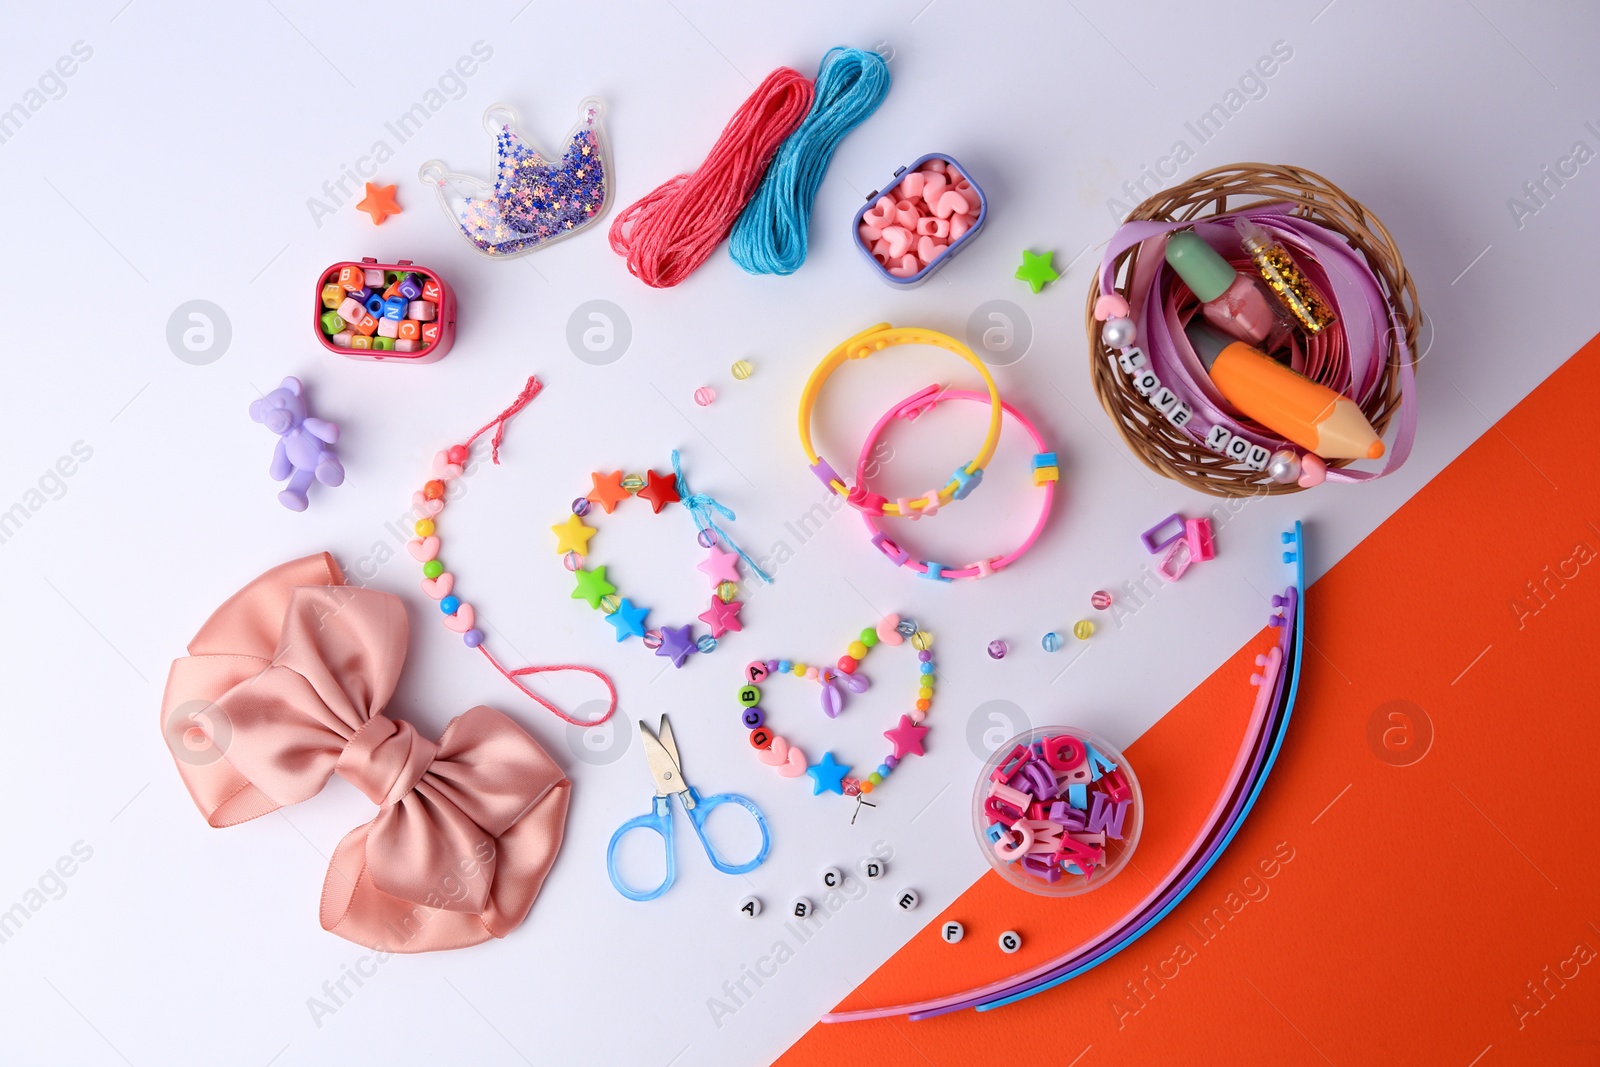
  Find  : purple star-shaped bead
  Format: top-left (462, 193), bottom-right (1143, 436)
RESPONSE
top-left (655, 624), bottom-right (697, 668)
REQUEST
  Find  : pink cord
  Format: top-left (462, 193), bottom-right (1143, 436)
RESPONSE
top-left (608, 68), bottom-right (814, 288)
top-left (462, 375), bottom-right (544, 464)
top-left (477, 646), bottom-right (617, 728)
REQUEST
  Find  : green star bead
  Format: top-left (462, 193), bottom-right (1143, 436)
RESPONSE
top-left (571, 565), bottom-right (618, 609)
top-left (1014, 249), bottom-right (1060, 294)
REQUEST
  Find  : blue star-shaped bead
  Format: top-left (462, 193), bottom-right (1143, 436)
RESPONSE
top-left (606, 598), bottom-right (649, 642)
top-left (655, 624), bottom-right (697, 668)
top-left (806, 751), bottom-right (850, 796)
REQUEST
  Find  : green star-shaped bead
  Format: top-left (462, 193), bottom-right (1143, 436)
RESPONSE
top-left (1014, 249), bottom-right (1059, 294)
top-left (571, 565), bottom-right (617, 609)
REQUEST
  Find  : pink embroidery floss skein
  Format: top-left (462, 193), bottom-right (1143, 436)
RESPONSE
top-left (609, 67), bottom-right (814, 288)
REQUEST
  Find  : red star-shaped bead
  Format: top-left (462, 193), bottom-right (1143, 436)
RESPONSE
top-left (697, 597), bottom-right (743, 638)
top-left (637, 469), bottom-right (680, 513)
top-left (586, 470), bottom-right (630, 514)
top-left (884, 714), bottom-right (929, 759)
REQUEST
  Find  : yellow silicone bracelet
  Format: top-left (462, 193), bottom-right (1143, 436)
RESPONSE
top-left (798, 324), bottom-right (1003, 516)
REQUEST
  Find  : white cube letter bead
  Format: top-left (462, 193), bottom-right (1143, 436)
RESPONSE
top-left (896, 888), bottom-right (920, 912)
top-left (1168, 401), bottom-right (1193, 429)
top-left (1133, 370), bottom-right (1160, 397)
top-left (1226, 436), bottom-right (1252, 462)
top-left (999, 930), bottom-right (1023, 953)
top-left (791, 897), bottom-right (814, 920)
top-left (1152, 386), bottom-right (1179, 415)
top-left (941, 921), bottom-right (965, 944)
top-left (1205, 423), bottom-right (1233, 453)
top-left (738, 895), bottom-right (762, 918)
top-left (857, 858), bottom-right (887, 880)
top-left (821, 866), bottom-right (844, 890)
top-left (1117, 347), bottom-right (1147, 374)
top-left (1245, 444), bottom-right (1271, 471)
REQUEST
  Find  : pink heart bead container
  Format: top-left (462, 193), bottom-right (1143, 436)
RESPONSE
top-left (853, 153), bottom-right (987, 288)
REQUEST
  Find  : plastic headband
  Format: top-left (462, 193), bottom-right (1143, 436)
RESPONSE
top-left (853, 385), bottom-right (1057, 581)
top-left (798, 324), bottom-right (1002, 516)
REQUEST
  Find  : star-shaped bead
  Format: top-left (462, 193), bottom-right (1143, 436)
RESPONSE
top-left (551, 513), bottom-right (596, 555)
top-left (696, 544), bottom-right (741, 586)
top-left (571, 565), bottom-right (616, 609)
top-left (697, 597), bottom-right (743, 638)
top-left (356, 182), bottom-right (402, 225)
top-left (1014, 249), bottom-right (1059, 294)
top-left (806, 752), bottom-right (850, 796)
top-left (655, 624), bottom-right (697, 668)
top-left (884, 714), bottom-right (929, 759)
top-left (637, 469), bottom-right (681, 513)
top-left (606, 597), bottom-right (649, 641)
top-left (586, 470), bottom-right (630, 514)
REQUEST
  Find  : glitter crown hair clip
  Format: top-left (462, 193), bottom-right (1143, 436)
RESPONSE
top-left (418, 99), bottom-right (613, 259)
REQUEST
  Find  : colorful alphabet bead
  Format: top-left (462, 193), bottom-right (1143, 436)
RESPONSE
top-left (317, 260), bottom-right (450, 362)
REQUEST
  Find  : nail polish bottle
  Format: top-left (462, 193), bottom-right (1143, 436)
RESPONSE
top-left (1164, 230), bottom-right (1293, 350)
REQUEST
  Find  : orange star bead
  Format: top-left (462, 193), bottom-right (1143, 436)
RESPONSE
top-left (356, 182), bottom-right (402, 225)
top-left (637, 469), bottom-right (681, 513)
top-left (586, 470), bottom-right (630, 514)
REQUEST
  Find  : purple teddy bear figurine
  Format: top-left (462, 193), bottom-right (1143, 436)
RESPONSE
top-left (249, 376), bottom-right (343, 511)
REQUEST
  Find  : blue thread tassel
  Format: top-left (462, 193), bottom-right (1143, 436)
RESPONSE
top-left (672, 450), bottom-right (773, 584)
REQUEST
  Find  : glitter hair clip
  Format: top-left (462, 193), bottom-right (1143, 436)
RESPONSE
top-left (418, 99), bottom-right (613, 259)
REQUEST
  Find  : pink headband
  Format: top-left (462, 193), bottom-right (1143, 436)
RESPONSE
top-left (159, 553), bottom-right (570, 952)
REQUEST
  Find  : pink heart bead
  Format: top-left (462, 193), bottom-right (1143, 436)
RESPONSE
top-left (915, 217), bottom-right (950, 238)
top-left (892, 203), bottom-right (920, 231)
top-left (863, 197), bottom-right (894, 228)
top-left (919, 174), bottom-right (949, 210)
top-left (407, 536), bottom-right (441, 562)
top-left (441, 603), bottom-right (476, 633)
top-left (882, 225), bottom-right (912, 259)
top-left (876, 614), bottom-right (904, 645)
top-left (1094, 294), bottom-right (1132, 321)
top-left (421, 572), bottom-right (454, 599)
top-left (917, 235), bottom-right (948, 263)
top-left (870, 238), bottom-right (892, 265)
top-left (412, 492), bottom-right (444, 519)
top-left (900, 171), bottom-right (926, 199)
top-left (950, 213), bottom-right (975, 241)
top-left (951, 177), bottom-right (975, 198)
top-left (1297, 453), bottom-right (1328, 488)
top-left (919, 158), bottom-right (947, 174)
top-left (859, 221), bottom-right (883, 244)
top-left (887, 254), bottom-right (921, 278)
top-left (431, 450), bottom-right (463, 481)
top-left (934, 190), bottom-right (969, 219)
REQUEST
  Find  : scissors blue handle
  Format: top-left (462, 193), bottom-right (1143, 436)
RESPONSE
top-left (606, 786), bottom-right (771, 902)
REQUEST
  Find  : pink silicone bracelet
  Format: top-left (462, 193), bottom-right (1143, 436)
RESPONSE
top-left (854, 385), bottom-right (1057, 581)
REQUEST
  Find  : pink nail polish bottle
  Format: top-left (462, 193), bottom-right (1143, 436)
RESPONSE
top-left (1164, 230), bottom-right (1293, 350)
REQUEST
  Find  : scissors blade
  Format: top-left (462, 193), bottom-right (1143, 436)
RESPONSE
top-left (640, 717), bottom-right (689, 798)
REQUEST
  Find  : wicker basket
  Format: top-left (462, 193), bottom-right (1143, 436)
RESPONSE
top-left (1086, 163), bottom-right (1421, 497)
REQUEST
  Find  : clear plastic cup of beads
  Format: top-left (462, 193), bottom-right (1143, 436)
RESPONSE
top-left (971, 726), bottom-right (1143, 897)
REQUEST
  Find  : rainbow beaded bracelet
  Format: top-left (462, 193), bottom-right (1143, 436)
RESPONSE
top-left (555, 450), bottom-right (769, 668)
top-left (736, 615), bottom-right (934, 799)
top-left (799, 323), bottom-right (1002, 517)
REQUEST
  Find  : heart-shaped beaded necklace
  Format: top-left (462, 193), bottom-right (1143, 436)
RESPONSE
top-left (407, 375), bottom-right (616, 727)
top-left (734, 614), bottom-right (934, 800)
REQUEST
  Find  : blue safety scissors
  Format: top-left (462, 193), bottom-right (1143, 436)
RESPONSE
top-left (606, 715), bottom-right (771, 901)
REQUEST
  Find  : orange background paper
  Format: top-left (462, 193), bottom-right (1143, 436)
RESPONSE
top-left (780, 335), bottom-right (1600, 1065)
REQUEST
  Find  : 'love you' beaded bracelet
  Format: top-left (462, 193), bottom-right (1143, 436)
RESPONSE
top-left (407, 376), bottom-right (617, 726)
top-left (552, 450), bottom-right (770, 668)
top-left (854, 385), bottom-right (1059, 581)
top-left (799, 323), bottom-right (1002, 517)
top-left (735, 614), bottom-right (934, 801)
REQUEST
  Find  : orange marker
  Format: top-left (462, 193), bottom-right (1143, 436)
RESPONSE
top-left (1185, 322), bottom-right (1384, 460)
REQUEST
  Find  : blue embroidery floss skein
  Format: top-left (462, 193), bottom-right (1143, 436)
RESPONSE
top-left (729, 47), bottom-right (891, 276)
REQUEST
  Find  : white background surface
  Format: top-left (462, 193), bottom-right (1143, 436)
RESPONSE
top-left (2, 1), bottom-right (1597, 1064)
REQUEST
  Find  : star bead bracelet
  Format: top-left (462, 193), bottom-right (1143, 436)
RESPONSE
top-left (736, 614), bottom-right (934, 798)
top-left (555, 450), bottom-right (770, 668)
top-left (406, 376), bottom-right (616, 726)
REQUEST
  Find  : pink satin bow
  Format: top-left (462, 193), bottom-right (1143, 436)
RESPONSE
top-left (159, 553), bottom-right (570, 953)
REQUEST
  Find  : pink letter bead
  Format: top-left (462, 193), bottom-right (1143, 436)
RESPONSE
top-left (407, 300), bottom-right (437, 321)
